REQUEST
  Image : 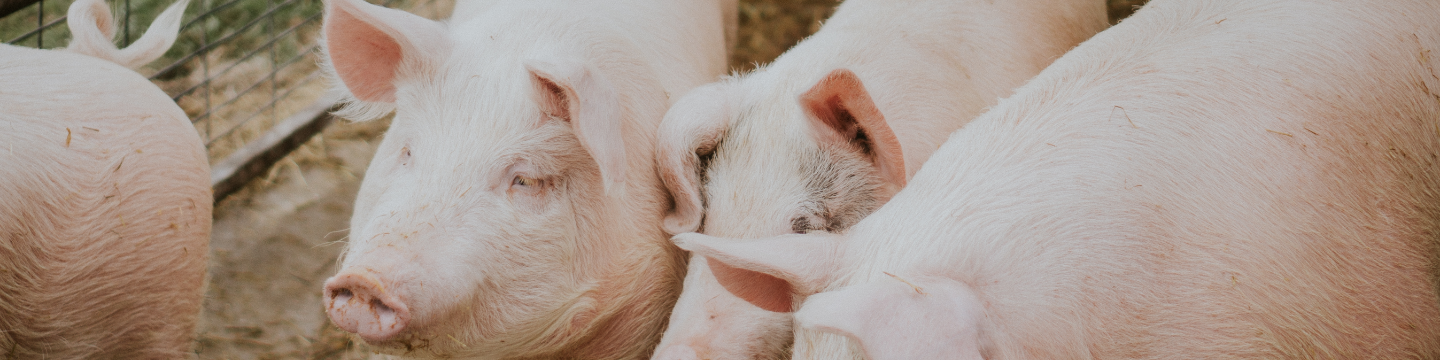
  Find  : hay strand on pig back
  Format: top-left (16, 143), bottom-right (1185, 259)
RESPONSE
top-left (884, 272), bottom-right (927, 295)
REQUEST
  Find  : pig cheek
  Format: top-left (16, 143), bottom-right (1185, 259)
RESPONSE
top-left (708, 258), bottom-right (793, 313)
top-left (505, 186), bottom-right (550, 212)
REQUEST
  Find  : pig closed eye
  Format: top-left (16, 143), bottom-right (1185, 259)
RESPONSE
top-left (512, 175), bottom-right (543, 188)
top-left (509, 175), bottom-right (549, 196)
top-left (504, 160), bottom-right (550, 207)
top-left (507, 174), bottom-right (551, 209)
top-left (791, 215), bottom-right (826, 234)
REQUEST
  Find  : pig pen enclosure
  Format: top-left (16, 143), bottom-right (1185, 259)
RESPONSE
top-left (1, 0), bottom-right (1142, 358)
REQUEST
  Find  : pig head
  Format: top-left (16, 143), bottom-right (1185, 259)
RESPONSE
top-left (653, 70), bottom-right (899, 360)
top-left (317, 0), bottom-right (690, 358)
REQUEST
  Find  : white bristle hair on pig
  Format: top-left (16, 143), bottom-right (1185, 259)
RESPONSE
top-left (0, 0), bottom-right (210, 358)
top-left (315, 0), bottom-right (735, 358)
top-left (677, 0), bottom-right (1440, 358)
top-left (650, 0), bottom-right (1108, 359)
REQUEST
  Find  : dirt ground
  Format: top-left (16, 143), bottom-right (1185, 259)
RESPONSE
top-left (201, 116), bottom-right (391, 360)
top-left (195, 1), bottom-right (1142, 359)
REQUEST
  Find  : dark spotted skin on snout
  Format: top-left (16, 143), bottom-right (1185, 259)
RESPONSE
top-left (790, 143), bottom-right (884, 234)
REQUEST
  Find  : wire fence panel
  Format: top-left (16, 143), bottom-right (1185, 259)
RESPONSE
top-left (1, 0), bottom-right (448, 201)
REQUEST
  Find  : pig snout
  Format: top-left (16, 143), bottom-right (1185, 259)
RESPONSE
top-left (323, 272), bottom-right (411, 342)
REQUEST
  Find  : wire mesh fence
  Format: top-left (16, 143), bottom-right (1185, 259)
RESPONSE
top-left (1, 0), bottom-right (449, 201)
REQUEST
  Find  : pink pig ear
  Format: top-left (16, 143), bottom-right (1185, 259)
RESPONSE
top-left (795, 276), bottom-right (986, 360)
top-left (800, 68), bottom-right (907, 195)
top-left (672, 232), bottom-right (843, 297)
top-left (323, 0), bottom-right (447, 103)
top-left (656, 83), bottom-right (733, 234)
top-left (526, 59), bottom-right (627, 195)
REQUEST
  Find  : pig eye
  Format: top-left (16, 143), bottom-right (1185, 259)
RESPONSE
top-left (511, 175), bottom-right (543, 188)
top-left (510, 175), bottom-right (550, 195)
top-left (791, 215), bottom-right (825, 234)
top-left (507, 174), bottom-right (550, 207)
top-left (399, 146), bottom-right (412, 165)
top-left (504, 160), bottom-right (549, 202)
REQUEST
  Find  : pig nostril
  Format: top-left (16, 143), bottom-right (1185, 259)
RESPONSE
top-left (333, 288), bottom-right (354, 303)
top-left (372, 298), bottom-right (393, 315)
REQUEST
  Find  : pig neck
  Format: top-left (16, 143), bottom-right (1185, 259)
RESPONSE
top-left (749, 0), bottom-right (1108, 177)
top-left (574, 66), bottom-right (683, 360)
top-left (540, 192), bottom-right (683, 360)
top-left (568, 237), bottom-right (686, 360)
top-left (536, 46), bottom-right (681, 360)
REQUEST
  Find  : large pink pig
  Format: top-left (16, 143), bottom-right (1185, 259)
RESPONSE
top-left (679, 0), bottom-right (1440, 358)
top-left (316, 0), bottom-right (733, 358)
top-left (651, 0), bottom-right (1107, 359)
top-left (0, 0), bottom-right (209, 358)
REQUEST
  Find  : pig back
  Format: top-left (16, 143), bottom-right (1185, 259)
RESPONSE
top-left (593, 0), bottom-right (730, 100)
top-left (832, 0), bottom-right (1440, 357)
top-left (0, 45), bottom-right (211, 358)
top-left (452, 0), bottom-right (731, 105)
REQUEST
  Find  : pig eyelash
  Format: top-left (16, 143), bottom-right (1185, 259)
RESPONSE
top-left (510, 174), bottom-right (554, 194)
top-left (511, 175), bottom-right (544, 187)
top-left (507, 174), bottom-right (550, 203)
top-left (790, 213), bottom-right (828, 234)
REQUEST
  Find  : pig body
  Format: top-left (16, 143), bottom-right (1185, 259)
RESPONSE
top-left (0, 0), bottom-right (209, 358)
top-left (680, 0), bottom-right (1440, 358)
top-left (652, 0), bottom-right (1107, 359)
top-left (317, 0), bottom-right (732, 358)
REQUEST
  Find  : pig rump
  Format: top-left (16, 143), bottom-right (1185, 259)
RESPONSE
top-left (0, 1), bottom-right (209, 354)
top-left (0, 133), bottom-right (210, 357)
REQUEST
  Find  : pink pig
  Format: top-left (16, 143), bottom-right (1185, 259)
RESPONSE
top-left (680, 0), bottom-right (1440, 358)
top-left (0, 0), bottom-right (209, 358)
top-left (316, 0), bottom-right (733, 358)
top-left (651, 0), bottom-right (1107, 359)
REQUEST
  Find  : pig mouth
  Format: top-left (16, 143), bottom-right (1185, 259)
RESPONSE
top-left (365, 333), bottom-right (437, 355)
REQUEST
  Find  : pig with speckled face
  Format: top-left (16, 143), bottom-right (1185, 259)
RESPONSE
top-left (1, 0), bottom-right (208, 358)
top-left (682, 0), bottom-right (1440, 358)
top-left (316, 0), bottom-right (733, 358)
top-left (650, 0), bottom-right (1108, 359)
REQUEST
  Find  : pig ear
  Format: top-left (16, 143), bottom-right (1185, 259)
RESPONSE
top-left (800, 68), bottom-right (906, 194)
top-left (656, 84), bottom-right (733, 234)
top-left (323, 0), bottom-right (448, 105)
top-left (526, 59), bottom-right (627, 194)
top-left (66, 0), bottom-right (189, 69)
top-left (672, 232), bottom-right (843, 296)
top-left (795, 277), bottom-right (986, 360)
